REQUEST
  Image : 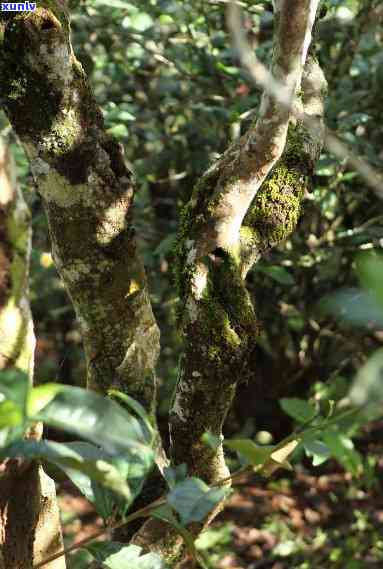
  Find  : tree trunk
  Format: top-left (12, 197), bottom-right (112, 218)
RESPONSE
top-left (0, 140), bottom-right (65, 569)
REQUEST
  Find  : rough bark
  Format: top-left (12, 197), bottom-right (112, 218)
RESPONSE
top-left (171, 0), bottom-right (325, 486)
top-left (0, 4), bottom-right (160, 415)
top-left (0, 140), bottom-right (65, 569)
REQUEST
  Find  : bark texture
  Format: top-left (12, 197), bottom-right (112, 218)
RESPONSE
top-left (0, 140), bottom-right (65, 569)
top-left (171, 0), bottom-right (325, 486)
top-left (0, 4), bottom-right (160, 414)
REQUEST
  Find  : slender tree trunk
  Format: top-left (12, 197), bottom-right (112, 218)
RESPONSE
top-left (0, 140), bottom-right (65, 569)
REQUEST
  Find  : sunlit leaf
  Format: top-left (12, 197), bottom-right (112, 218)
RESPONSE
top-left (303, 439), bottom-right (331, 466)
top-left (349, 348), bottom-right (383, 406)
top-left (224, 439), bottom-right (274, 466)
top-left (280, 398), bottom-right (316, 423)
top-left (86, 542), bottom-right (167, 569)
top-left (0, 439), bottom-right (133, 499)
top-left (167, 478), bottom-right (229, 525)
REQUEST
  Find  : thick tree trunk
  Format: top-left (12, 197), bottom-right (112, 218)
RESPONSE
top-left (0, 140), bottom-right (65, 569)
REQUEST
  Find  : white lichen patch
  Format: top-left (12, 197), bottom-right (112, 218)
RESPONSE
top-left (172, 389), bottom-right (188, 423)
top-left (186, 246), bottom-right (196, 265)
top-left (117, 322), bottom-right (160, 378)
top-left (37, 169), bottom-right (90, 207)
top-left (192, 266), bottom-right (207, 300)
top-left (192, 370), bottom-right (202, 377)
top-left (34, 40), bottom-right (73, 86)
top-left (31, 157), bottom-right (51, 177)
top-left (186, 295), bottom-right (198, 323)
top-left (96, 195), bottom-right (128, 246)
top-left (60, 258), bottom-right (91, 284)
top-left (0, 299), bottom-right (23, 358)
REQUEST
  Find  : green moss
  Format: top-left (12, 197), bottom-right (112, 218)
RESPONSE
top-left (244, 123), bottom-right (310, 250)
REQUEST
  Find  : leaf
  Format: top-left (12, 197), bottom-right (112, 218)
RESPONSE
top-left (27, 383), bottom-right (63, 416)
top-left (224, 439), bottom-right (274, 467)
top-left (35, 385), bottom-right (152, 453)
top-left (303, 439), bottom-right (331, 466)
top-left (320, 289), bottom-right (383, 328)
top-left (349, 349), bottom-right (383, 406)
top-left (0, 369), bottom-right (29, 413)
top-left (280, 398), bottom-right (317, 423)
top-left (86, 542), bottom-right (167, 569)
top-left (0, 400), bottom-right (23, 429)
top-left (322, 429), bottom-right (362, 476)
top-left (167, 478), bottom-right (228, 526)
top-left (357, 253), bottom-right (383, 310)
top-left (201, 431), bottom-right (221, 451)
top-left (0, 439), bottom-right (133, 499)
top-left (254, 265), bottom-right (295, 285)
top-left (163, 464), bottom-right (188, 490)
top-left (107, 389), bottom-right (154, 443)
top-left (261, 439), bottom-right (299, 476)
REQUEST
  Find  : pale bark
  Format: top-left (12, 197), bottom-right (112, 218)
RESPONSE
top-left (0, 140), bottom-right (65, 569)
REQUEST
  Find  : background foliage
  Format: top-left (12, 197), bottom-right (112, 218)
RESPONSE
top-left (1, 0), bottom-right (383, 567)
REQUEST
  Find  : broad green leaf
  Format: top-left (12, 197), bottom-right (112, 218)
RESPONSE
top-left (224, 439), bottom-right (274, 467)
top-left (163, 464), bottom-right (187, 489)
top-left (254, 265), bottom-right (295, 285)
top-left (280, 398), bottom-right (316, 423)
top-left (167, 478), bottom-right (228, 526)
top-left (0, 369), bottom-right (29, 412)
top-left (108, 389), bottom-right (153, 443)
top-left (322, 430), bottom-right (362, 476)
top-left (35, 385), bottom-right (152, 454)
top-left (349, 348), bottom-right (383, 406)
top-left (55, 441), bottom-right (145, 519)
top-left (86, 542), bottom-right (167, 569)
top-left (357, 253), bottom-right (383, 309)
top-left (27, 383), bottom-right (63, 416)
top-left (0, 439), bottom-right (133, 499)
top-left (0, 400), bottom-right (23, 429)
top-left (321, 289), bottom-right (383, 328)
top-left (303, 439), bottom-right (331, 466)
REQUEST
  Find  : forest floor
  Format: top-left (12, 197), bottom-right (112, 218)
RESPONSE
top-left (59, 423), bottom-right (383, 569)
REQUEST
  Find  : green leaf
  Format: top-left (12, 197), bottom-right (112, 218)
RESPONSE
top-left (280, 398), bottom-right (317, 423)
top-left (254, 265), bottom-right (295, 285)
top-left (86, 542), bottom-right (167, 569)
top-left (0, 400), bottom-right (23, 429)
top-left (224, 439), bottom-right (274, 467)
top-left (0, 440), bottom-right (133, 499)
top-left (167, 478), bottom-right (228, 526)
top-left (0, 369), bottom-right (29, 413)
top-left (27, 383), bottom-right (63, 416)
top-left (35, 385), bottom-right (152, 453)
top-left (349, 348), bottom-right (383, 406)
top-left (163, 464), bottom-right (188, 489)
top-left (320, 289), bottom-right (383, 328)
top-left (201, 431), bottom-right (221, 451)
top-left (303, 439), bottom-right (331, 466)
top-left (357, 252), bottom-right (383, 310)
top-left (322, 429), bottom-right (362, 476)
top-left (107, 389), bottom-right (154, 443)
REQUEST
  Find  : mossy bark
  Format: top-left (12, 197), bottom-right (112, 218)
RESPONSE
top-left (0, 140), bottom-right (65, 569)
top-left (171, 54), bottom-right (326, 491)
top-left (0, 4), bottom-right (160, 415)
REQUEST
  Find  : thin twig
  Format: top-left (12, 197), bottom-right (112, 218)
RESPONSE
top-left (227, 3), bottom-right (383, 198)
